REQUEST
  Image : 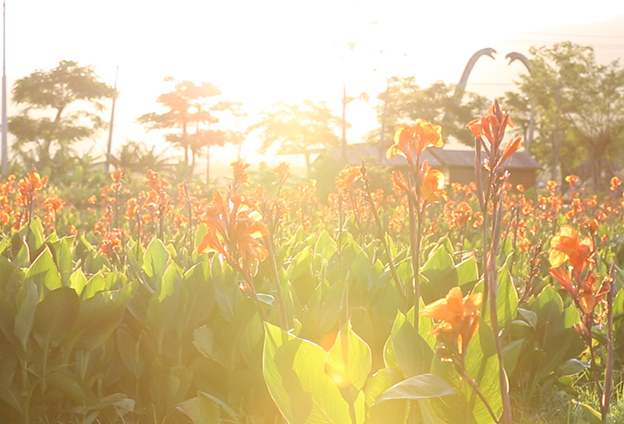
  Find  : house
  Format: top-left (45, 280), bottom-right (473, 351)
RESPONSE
top-left (337, 143), bottom-right (542, 188)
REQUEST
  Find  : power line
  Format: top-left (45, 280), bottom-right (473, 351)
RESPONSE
top-left (517, 31), bottom-right (624, 40)
top-left (500, 39), bottom-right (624, 50)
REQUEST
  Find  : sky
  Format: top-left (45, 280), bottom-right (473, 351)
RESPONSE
top-left (5, 0), bottom-right (624, 174)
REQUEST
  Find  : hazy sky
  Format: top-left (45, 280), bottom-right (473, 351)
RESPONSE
top-left (6, 0), bottom-right (624, 170)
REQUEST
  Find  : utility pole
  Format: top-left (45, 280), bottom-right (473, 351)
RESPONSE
top-left (552, 88), bottom-right (560, 183)
top-left (104, 67), bottom-right (118, 174)
top-left (1, 0), bottom-right (8, 176)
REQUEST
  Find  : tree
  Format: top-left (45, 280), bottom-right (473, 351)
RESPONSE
top-left (248, 100), bottom-right (341, 177)
top-left (511, 42), bottom-right (624, 188)
top-left (366, 77), bottom-right (488, 157)
top-left (188, 101), bottom-right (246, 181)
top-left (137, 79), bottom-right (242, 176)
top-left (8, 60), bottom-right (113, 175)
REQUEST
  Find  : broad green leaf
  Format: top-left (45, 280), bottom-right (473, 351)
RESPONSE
top-left (365, 368), bottom-right (408, 424)
top-left (477, 255), bottom-right (518, 330)
top-left (315, 230), bottom-right (337, 260)
top-left (178, 262), bottom-right (215, 337)
top-left (33, 286), bottom-right (80, 349)
top-left (575, 401), bottom-right (602, 424)
top-left (432, 319), bottom-right (502, 424)
top-left (517, 308), bottom-right (537, 329)
top-left (456, 256), bottom-right (479, 289)
top-left (46, 368), bottom-right (98, 404)
top-left (263, 322), bottom-right (351, 424)
top-left (177, 391), bottom-right (237, 423)
top-left (502, 339), bottom-right (524, 377)
top-left (49, 236), bottom-right (75, 286)
top-left (325, 322), bottom-right (372, 391)
top-left (116, 325), bottom-right (144, 378)
top-left (64, 287), bottom-right (130, 352)
top-left (557, 358), bottom-right (589, 377)
top-left (82, 272), bottom-right (107, 299)
top-left (13, 281), bottom-right (38, 350)
top-left (420, 242), bottom-right (456, 304)
top-left (25, 217), bottom-right (45, 259)
top-left (69, 269), bottom-right (87, 296)
top-left (142, 237), bottom-right (170, 290)
top-left (374, 374), bottom-right (455, 403)
top-left (0, 256), bottom-right (19, 290)
top-left (26, 246), bottom-right (61, 291)
top-left (390, 309), bottom-right (433, 377)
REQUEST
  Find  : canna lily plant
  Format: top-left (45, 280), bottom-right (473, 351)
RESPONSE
top-left (386, 119), bottom-right (446, 318)
top-left (549, 224), bottom-right (615, 421)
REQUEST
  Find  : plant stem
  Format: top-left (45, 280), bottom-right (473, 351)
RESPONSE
top-left (364, 190), bottom-right (406, 304)
top-left (602, 262), bottom-right (616, 423)
top-left (457, 365), bottom-right (499, 423)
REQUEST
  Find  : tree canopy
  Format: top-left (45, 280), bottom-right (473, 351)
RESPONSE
top-left (248, 100), bottom-right (341, 177)
top-left (137, 79), bottom-right (244, 179)
top-left (366, 77), bottom-right (488, 157)
top-left (509, 42), bottom-right (624, 188)
top-left (8, 60), bottom-right (113, 175)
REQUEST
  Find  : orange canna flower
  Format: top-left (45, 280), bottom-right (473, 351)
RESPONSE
top-left (421, 286), bottom-right (482, 355)
top-left (581, 219), bottom-right (599, 234)
top-left (420, 162), bottom-right (447, 203)
top-left (110, 168), bottom-right (124, 182)
top-left (466, 100), bottom-right (514, 148)
top-left (231, 159), bottom-right (251, 186)
top-left (565, 175), bottom-right (579, 188)
top-left (451, 202), bottom-right (472, 229)
top-left (387, 119), bottom-right (444, 164)
top-left (334, 165), bottom-right (361, 191)
top-left (145, 169), bottom-right (168, 191)
top-left (549, 225), bottom-right (593, 271)
top-left (272, 162), bottom-right (291, 182)
top-left (610, 176), bottom-right (621, 191)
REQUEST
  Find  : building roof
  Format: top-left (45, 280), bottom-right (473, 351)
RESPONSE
top-left (339, 144), bottom-right (541, 170)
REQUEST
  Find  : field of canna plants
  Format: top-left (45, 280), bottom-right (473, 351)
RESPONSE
top-left (2, 101), bottom-right (624, 424)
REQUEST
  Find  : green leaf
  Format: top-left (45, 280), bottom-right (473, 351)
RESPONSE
top-left (502, 339), bottom-right (524, 377)
top-left (82, 272), bottom-right (107, 299)
top-left (116, 325), bottom-right (144, 378)
top-left (575, 401), bottom-right (602, 424)
top-left (432, 319), bottom-right (502, 424)
top-left (325, 322), bottom-right (372, 392)
top-left (33, 287), bottom-right (80, 349)
top-left (420, 241), bottom-right (456, 304)
top-left (46, 368), bottom-right (98, 405)
top-left (25, 217), bottom-right (45, 259)
top-left (477, 255), bottom-right (518, 330)
top-left (517, 307), bottom-right (537, 329)
top-left (13, 281), bottom-right (38, 350)
top-left (263, 322), bottom-right (351, 424)
top-left (557, 359), bottom-right (589, 377)
top-left (26, 246), bottom-right (61, 291)
top-left (389, 309), bottom-right (433, 377)
top-left (64, 287), bottom-right (130, 352)
top-left (69, 269), bottom-right (87, 296)
top-left (364, 367), bottom-right (408, 424)
top-left (142, 237), bottom-right (170, 290)
top-left (375, 374), bottom-right (455, 403)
